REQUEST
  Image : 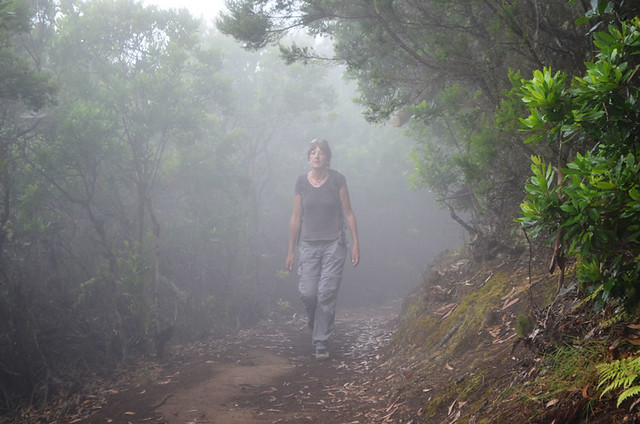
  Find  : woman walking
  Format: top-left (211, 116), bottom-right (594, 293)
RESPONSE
top-left (286, 139), bottom-right (360, 361)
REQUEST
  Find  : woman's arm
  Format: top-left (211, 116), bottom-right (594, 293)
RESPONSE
top-left (286, 193), bottom-right (302, 271)
top-left (339, 183), bottom-right (360, 267)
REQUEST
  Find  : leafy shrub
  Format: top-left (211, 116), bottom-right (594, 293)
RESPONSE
top-left (517, 17), bottom-right (640, 310)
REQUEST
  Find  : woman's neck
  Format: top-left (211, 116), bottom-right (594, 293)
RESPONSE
top-left (308, 168), bottom-right (329, 187)
top-left (309, 168), bottom-right (328, 177)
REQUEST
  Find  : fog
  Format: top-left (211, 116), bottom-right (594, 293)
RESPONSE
top-left (223, 53), bottom-right (466, 312)
top-left (9, 0), bottom-right (633, 418)
top-left (134, 0), bottom-right (466, 310)
top-left (264, 125), bottom-right (465, 312)
top-left (0, 3), bottom-right (466, 410)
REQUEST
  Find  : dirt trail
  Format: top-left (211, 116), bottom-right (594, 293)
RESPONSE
top-left (156, 350), bottom-right (292, 424)
top-left (78, 300), bottom-right (403, 424)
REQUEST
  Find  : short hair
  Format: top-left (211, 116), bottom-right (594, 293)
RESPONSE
top-left (307, 139), bottom-right (332, 166)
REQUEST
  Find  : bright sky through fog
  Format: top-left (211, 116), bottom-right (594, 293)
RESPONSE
top-left (143, 0), bottom-right (228, 26)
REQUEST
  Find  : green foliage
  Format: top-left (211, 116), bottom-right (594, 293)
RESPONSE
top-left (408, 82), bottom-right (522, 230)
top-left (0, 0), bottom-right (54, 108)
top-left (597, 355), bottom-right (640, 407)
top-left (0, 0), bottom-right (30, 33)
top-left (519, 67), bottom-right (572, 145)
top-left (515, 314), bottom-right (532, 337)
top-left (214, 0), bottom-right (597, 239)
top-left (531, 343), bottom-right (603, 405)
top-left (518, 156), bottom-right (557, 238)
top-left (115, 240), bottom-right (152, 321)
top-left (573, 0), bottom-right (639, 31)
top-left (133, 362), bottom-right (161, 385)
top-left (217, 0), bottom-right (273, 49)
top-left (517, 17), bottom-right (640, 309)
top-left (276, 298), bottom-right (291, 313)
top-left (502, 342), bottom-right (602, 419)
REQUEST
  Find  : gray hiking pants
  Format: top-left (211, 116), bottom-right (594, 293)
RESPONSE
top-left (297, 235), bottom-right (347, 350)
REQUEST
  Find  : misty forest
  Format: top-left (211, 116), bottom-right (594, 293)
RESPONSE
top-left (2, 0), bottom-right (640, 423)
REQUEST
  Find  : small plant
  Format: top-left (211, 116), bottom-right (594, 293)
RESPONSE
top-left (277, 298), bottom-right (291, 313)
top-left (521, 343), bottom-right (602, 408)
top-left (515, 314), bottom-right (532, 337)
top-left (135, 363), bottom-right (160, 385)
top-left (597, 356), bottom-right (640, 407)
top-left (276, 269), bottom-right (290, 279)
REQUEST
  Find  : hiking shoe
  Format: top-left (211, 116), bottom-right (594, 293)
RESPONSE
top-left (315, 347), bottom-right (330, 361)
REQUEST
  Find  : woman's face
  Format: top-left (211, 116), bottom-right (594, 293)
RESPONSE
top-left (309, 146), bottom-right (328, 170)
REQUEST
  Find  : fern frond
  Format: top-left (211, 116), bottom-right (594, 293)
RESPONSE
top-left (600, 374), bottom-right (638, 397)
top-left (618, 385), bottom-right (640, 407)
top-left (601, 310), bottom-right (631, 329)
top-left (572, 285), bottom-right (604, 312)
top-left (597, 356), bottom-right (640, 406)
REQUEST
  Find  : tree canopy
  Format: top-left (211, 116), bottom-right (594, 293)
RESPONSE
top-left (217, 0), bottom-right (640, 259)
top-left (217, 0), bottom-right (597, 242)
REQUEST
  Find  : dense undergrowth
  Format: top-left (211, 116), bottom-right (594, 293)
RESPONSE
top-left (385, 242), bottom-right (640, 423)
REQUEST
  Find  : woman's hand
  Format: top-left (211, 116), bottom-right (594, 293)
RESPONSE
top-left (339, 184), bottom-right (359, 268)
top-left (286, 251), bottom-right (295, 271)
top-left (351, 245), bottom-right (360, 268)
